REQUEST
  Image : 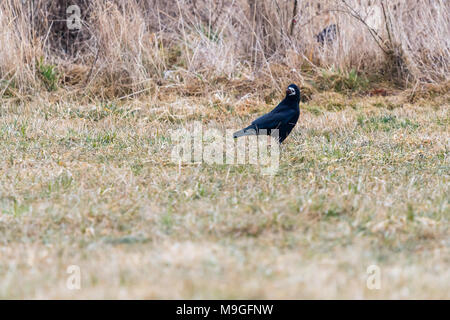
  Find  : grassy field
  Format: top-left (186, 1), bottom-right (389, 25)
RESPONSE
top-left (0, 85), bottom-right (448, 299)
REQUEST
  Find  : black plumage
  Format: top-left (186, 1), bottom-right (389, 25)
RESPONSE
top-left (233, 84), bottom-right (301, 143)
top-left (315, 24), bottom-right (337, 45)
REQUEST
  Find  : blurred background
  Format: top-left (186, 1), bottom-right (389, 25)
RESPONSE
top-left (1, 0), bottom-right (448, 99)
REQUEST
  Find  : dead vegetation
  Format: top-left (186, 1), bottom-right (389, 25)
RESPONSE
top-left (0, 0), bottom-right (449, 99)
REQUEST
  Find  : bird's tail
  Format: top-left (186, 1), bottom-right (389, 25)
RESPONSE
top-left (233, 127), bottom-right (257, 139)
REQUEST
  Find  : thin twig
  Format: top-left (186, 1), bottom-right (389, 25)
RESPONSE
top-left (381, 1), bottom-right (393, 50)
top-left (340, 0), bottom-right (389, 55)
top-left (289, 0), bottom-right (298, 37)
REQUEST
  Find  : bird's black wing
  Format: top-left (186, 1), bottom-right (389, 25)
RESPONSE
top-left (251, 108), bottom-right (297, 130)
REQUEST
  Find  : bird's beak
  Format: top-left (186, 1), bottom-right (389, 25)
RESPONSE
top-left (286, 88), bottom-right (295, 96)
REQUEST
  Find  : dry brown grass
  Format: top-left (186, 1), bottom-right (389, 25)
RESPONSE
top-left (0, 88), bottom-right (448, 298)
top-left (0, 0), bottom-right (449, 98)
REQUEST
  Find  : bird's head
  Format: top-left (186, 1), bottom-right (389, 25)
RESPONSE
top-left (285, 84), bottom-right (300, 102)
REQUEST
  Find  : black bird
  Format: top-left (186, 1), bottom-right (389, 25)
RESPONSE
top-left (233, 84), bottom-right (300, 143)
top-left (315, 24), bottom-right (337, 45)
